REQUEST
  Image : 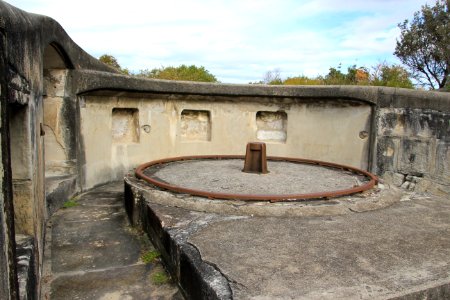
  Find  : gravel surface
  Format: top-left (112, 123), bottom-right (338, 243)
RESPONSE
top-left (144, 159), bottom-right (369, 195)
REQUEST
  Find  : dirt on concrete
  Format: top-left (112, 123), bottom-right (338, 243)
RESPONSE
top-left (126, 173), bottom-right (450, 299)
top-left (187, 193), bottom-right (450, 299)
top-left (41, 182), bottom-right (183, 300)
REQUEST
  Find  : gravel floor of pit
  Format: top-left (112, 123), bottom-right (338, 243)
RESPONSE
top-left (144, 159), bottom-right (369, 195)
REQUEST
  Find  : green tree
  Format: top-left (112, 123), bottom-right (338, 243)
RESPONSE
top-left (346, 65), bottom-right (370, 85)
top-left (394, 0), bottom-right (449, 89)
top-left (371, 62), bottom-right (414, 88)
top-left (98, 54), bottom-right (130, 75)
top-left (283, 75), bottom-right (324, 85)
top-left (324, 64), bottom-right (347, 84)
top-left (323, 64), bottom-right (369, 85)
top-left (137, 65), bottom-right (218, 82)
top-left (259, 63), bottom-right (412, 88)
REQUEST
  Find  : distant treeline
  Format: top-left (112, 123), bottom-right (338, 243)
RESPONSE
top-left (99, 55), bottom-right (413, 88)
top-left (250, 63), bottom-right (414, 89)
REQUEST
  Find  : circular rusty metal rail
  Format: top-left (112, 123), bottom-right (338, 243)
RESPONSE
top-left (135, 155), bottom-right (378, 202)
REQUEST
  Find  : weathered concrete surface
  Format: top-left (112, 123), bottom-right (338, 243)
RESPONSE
top-left (45, 175), bottom-right (77, 217)
top-left (42, 182), bottom-right (182, 299)
top-left (126, 178), bottom-right (450, 299)
top-left (126, 174), bottom-right (401, 218)
top-left (0, 17), bottom-right (19, 298)
top-left (81, 95), bottom-right (372, 190)
top-left (15, 234), bottom-right (36, 300)
top-left (189, 195), bottom-right (450, 299)
top-left (376, 107), bottom-right (450, 196)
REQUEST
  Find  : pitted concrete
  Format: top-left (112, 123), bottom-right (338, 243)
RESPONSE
top-left (42, 182), bottom-right (182, 300)
top-left (188, 194), bottom-right (450, 299)
top-left (126, 174), bottom-right (402, 218)
top-left (126, 176), bottom-right (450, 299)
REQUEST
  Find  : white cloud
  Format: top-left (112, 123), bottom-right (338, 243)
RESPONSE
top-left (8, 0), bottom-right (431, 83)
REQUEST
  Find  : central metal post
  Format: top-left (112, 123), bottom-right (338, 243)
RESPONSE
top-left (242, 142), bottom-right (269, 174)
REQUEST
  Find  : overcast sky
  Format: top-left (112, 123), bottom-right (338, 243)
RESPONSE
top-left (8, 0), bottom-right (429, 83)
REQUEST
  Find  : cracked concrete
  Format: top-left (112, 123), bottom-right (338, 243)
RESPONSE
top-left (126, 176), bottom-right (450, 299)
top-left (188, 194), bottom-right (450, 299)
top-left (42, 182), bottom-right (182, 300)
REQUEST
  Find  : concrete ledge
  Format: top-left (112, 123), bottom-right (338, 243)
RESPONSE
top-left (45, 175), bottom-right (77, 217)
top-left (124, 174), bottom-right (402, 218)
top-left (138, 196), bottom-right (232, 299)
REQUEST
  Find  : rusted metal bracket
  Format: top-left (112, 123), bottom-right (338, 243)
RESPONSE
top-left (242, 142), bottom-right (268, 174)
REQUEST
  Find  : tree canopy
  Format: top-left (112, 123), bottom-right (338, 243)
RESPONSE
top-left (98, 54), bottom-right (130, 75)
top-left (98, 55), bottom-right (413, 89)
top-left (137, 65), bottom-right (218, 82)
top-left (394, 0), bottom-right (449, 90)
top-left (323, 64), bottom-right (370, 85)
top-left (259, 63), bottom-right (413, 89)
top-left (98, 55), bottom-right (218, 82)
top-left (371, 63), bottom-right (414, 89)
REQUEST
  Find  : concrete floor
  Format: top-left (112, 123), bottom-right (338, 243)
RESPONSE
top-left (126, 174), bottom-right (450, 299)
top-left (41, 182), bottom-right (182, 300)
top-left (41, 180), bottom-right (450, 299)
top-left (188, 194), bottom-right (450, 299)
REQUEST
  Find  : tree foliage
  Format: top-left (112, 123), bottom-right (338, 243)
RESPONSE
top-left (137, 65), bottom-right (218, 82)
top-left (259, 63), bottom-right (413, 89)
top-left (394, 0), bottom-right (449, 89)
top-left (99, 53), bottom-right (414, 89)
top-left (283, 76), bottom-right (323, 85)
top-left (371, 62), bottom-right (414, 88)
top-left (323, 64), bottom-right (370, 85)
top-left (98, 54), bottom-right (130, 75)
top-left (98, 55), bottom-right (217, 82)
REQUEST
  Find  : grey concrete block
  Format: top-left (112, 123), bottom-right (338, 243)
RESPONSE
top-left (393, 173), bottom-right (405, 187)
top-left (398, 139), bottom-right (433, 175)
top-left (435, 142), bottom-right (450, 183)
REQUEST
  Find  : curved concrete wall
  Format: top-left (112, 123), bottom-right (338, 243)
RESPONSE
top-left (70, 70), bottom-right (450, 194)
top-left (79, 92), bottom-right (373, 188)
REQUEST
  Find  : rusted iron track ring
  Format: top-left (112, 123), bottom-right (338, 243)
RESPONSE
top-left (135, 155), bottom-right (378, 202)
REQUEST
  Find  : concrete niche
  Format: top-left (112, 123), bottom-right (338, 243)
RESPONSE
top-left (112, 108), bottom-right (140, 143)
top-left (180, 110), bottom-right (211, 141)
top-left (256, 111), bottom-right (287, 143)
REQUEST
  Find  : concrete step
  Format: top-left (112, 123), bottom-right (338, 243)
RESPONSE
top-left (42, 182), bottom-right (182, 300)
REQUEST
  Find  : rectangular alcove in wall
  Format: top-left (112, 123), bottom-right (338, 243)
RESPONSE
top-left (112, 108), bottom-right (140, 143)
top-left (181, 110), bottom-right (211, 141)
top-left (256, 111), bottom-right (287, 143)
